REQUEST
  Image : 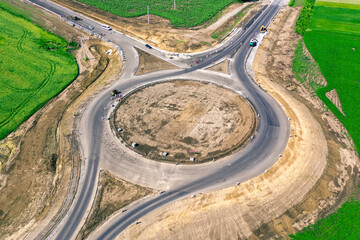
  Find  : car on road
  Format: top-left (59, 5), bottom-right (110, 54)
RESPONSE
top-left (145, 44), bottom-right (152, 49)
top-left (102, 25), bottom-right (112, 30)
top-left (89, 26), bottom-right (94, 30)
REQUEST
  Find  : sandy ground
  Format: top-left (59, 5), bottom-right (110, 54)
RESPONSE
top-left (135, 48), bottom-right (179, 76)
top-left (114, 80), bottom-right (256, 163)
top-left (207, 59), bottom-right (230, 74)
top-left (115, 6), bottom-right (359, 240)
top-left (51, 0), bottom-right (263, 52)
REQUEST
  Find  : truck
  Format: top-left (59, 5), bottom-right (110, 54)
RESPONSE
top-left (249, 39), bottom-right (258, 47)
top-left (111, 89), bottom-right (119, 96)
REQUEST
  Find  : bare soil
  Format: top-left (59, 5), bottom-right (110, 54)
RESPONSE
top-left (116, 6), bottom-right (359, 240)
top-left (207, 59), bottom-right (230, 74)
top-left (325, 89), bottom-right (346, 116)
top-left (135, 48), bottom-right (178, 76)
top-left (113, 80), bottom-right (256, 163)
top-left (50, 0), bottom-right (264, 52)
top-left (0, 1), bottom-right (123, 238)
top-left (76, 171), bottom-right (152, 240)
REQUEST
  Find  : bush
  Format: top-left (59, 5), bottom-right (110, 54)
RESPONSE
top-left (295, 0), bottom-right (316, 35)
top-left (288, 0), bottom-right (295, 7)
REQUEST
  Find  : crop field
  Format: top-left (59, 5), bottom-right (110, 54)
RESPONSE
top-left (75, 0), bottom-right (235, 27)
top-left (303, 5), bottom-right (360, 151)
top-left (0, 2), bottom-right (78, 140)
top-left (317, 0), bottom-right (360, 5)
top-left (291, 2), bottom-right (360, 239)
top-left (290, 191), bottom-right (360, 239)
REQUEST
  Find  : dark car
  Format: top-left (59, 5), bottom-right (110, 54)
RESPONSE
top-left (145, 44), bottom-right (152, 49)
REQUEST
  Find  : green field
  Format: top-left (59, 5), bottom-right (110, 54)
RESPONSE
top-left (291, 191), bottom-right (360, 239)
top-left (0, 2), bottom-right (78, 140)
top-left (291, 2), bottom-right (360, 239)
top-left (304, 5), bottom-right (360, 151)
top-left (317, 0), bottom-right (360, 5)
top-left (76, 0), bottom-right (238, 27)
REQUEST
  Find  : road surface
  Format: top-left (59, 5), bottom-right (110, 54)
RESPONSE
top-left (27, 0), bottom-right (289, 239)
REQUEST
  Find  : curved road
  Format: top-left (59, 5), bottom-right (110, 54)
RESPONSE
top-left (28, 0), bottom-right (289, 239)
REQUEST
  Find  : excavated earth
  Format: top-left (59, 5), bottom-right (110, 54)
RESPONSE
top-left (113, 80), bottom-right (256, 163)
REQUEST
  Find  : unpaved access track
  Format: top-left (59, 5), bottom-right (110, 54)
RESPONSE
top-left (114, 80), bottom-right (256, 163)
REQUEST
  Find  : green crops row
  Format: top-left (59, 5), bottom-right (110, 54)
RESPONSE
top-left (76, 0), bottom-right (238, 27)
top-left (0, 2), bottom-right (78, 140)
top-left (291, 2), bottom-right (360, 239)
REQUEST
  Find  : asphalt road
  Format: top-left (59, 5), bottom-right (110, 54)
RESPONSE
top-left (28, 0), bottom-right (289, 239)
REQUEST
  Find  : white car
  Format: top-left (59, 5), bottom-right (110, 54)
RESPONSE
top-left (89, 26), bottom-right (94, 30)
top-left (102, 25), bottom-right (112, 30)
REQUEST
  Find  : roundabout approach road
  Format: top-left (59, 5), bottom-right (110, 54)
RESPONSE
top-left (28, 0), bottom-right (289, 239)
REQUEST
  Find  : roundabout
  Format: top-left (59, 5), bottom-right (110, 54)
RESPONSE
top-left (27, 0), bottom-right (291, 239)
top-left (112, 80), bottom-right (257, 163)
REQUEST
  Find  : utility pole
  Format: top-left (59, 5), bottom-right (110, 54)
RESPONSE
top-left (147, 5), bottom-right (149, 24)
top-left (174, 0), bottom-right (176, 10)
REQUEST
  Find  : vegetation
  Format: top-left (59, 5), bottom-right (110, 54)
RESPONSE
top-left (0, 2), bottom-right (78, 140)
top-left (211, 4), bottom-right (252, 40)
top-left (292, 40), bottom-right (325, 92)
top-left (76, 0), bottom-right (244, 27)
top-left (291, 2), bottom-right (360, 239)
top-left (303, 5), bottom-right (360, 151)
top-left (290, 190), bottom-right (360, 239)
top-left (289, 0), bottom-right (304, 7)
top-left (317, 1), bottom-right (360, 10)
top-left (295, 0), bottom-right (316, 35)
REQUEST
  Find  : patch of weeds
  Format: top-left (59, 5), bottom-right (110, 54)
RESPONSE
top-left (174, 152), bottom-right (186, 159)
top-left (136, 144), bottom-right (157, 155)
top-left (207, 150), bottom-right (222, 157)
top-left (50, 153), bottom-right (57, 172)
top-left (292, 40), bottom-right (325, 93)
top-left (181, 136), bottom-right (199, 145)
top-left (160, 120), bottom-right (168, 127)
top-left (200, 41), bottom-right (212, 46)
